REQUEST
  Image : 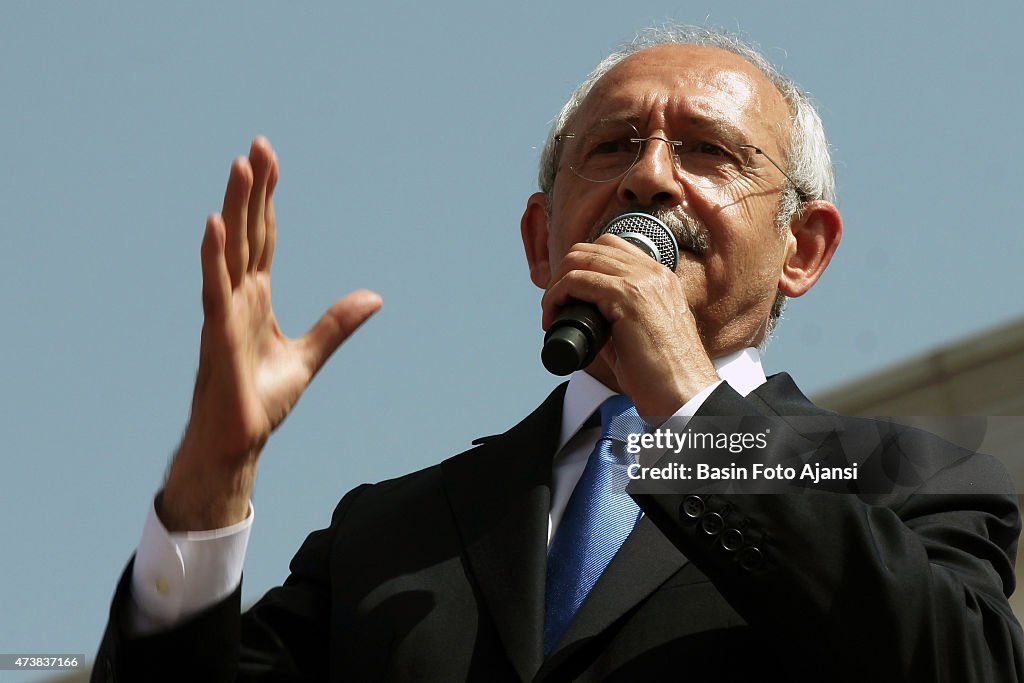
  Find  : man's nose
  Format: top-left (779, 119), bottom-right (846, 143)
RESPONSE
top-left (617, 137), bottom-right (685, 207)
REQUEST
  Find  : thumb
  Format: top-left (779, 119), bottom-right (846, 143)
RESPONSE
top-left (301, 289), bottom-right (383, 376)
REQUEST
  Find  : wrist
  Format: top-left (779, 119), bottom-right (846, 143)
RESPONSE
top-left (636, 368), bottom-right (720, 419)
top-left (159, 433), bottom-right (259, 531)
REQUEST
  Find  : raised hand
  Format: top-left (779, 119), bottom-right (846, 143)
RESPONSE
top-left (160, 138), bottom-right (382, 531)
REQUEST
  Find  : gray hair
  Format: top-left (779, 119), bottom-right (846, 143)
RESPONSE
top-left (537, 24), bottom-right (837, 337)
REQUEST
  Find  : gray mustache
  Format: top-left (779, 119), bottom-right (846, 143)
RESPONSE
top-left (593, 207), bottom-right (708, 257)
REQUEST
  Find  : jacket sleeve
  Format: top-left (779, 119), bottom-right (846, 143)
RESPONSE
top-left (629, 381), bottom-right (1024, 683)
top-left (91, 484), bottom-right (372, 682)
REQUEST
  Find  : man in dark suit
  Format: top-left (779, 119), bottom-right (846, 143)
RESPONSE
top-left (93, 25), bottom-right (1023, 681)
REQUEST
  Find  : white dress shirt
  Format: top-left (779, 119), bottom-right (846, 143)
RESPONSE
top-left (130, 348), bottom-right (766, 634)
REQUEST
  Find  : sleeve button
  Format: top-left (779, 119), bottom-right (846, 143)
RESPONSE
top-left (720, 528), bottom-right (744, 552)
top-left (737, 546), bottom-right (764, 571)
top-left (682, 495), bottom-right (705, 520)
top-left (701, 511), bottom-right (725, 537)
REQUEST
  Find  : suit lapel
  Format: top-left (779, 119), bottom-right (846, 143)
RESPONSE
top-left (550, 514), bottom-right (688, 654)
top-left (441, 384), bottom-right (567, 682)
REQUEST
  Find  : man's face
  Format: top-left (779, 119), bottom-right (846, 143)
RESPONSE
top-left (534, 44), bottom-right (798, 357)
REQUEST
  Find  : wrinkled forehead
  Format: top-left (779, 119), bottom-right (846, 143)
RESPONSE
top-left (574, 44), bottom-right (792, 151)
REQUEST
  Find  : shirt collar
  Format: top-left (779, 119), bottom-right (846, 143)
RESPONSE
top-left (557, 347), bottom-right (767, 452)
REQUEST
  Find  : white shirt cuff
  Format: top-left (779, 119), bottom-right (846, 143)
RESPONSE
top-left (128, 496), bottom-right (253, 635)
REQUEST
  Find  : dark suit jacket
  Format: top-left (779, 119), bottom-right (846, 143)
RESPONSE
top-left (93, 374), bottom-right (1023, 682)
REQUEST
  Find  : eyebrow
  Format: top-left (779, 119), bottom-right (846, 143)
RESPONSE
top-left (586, 112), bottom-right (751, 146)
top-left (679, 115), bottom-right (750, 145)
top-left (586, 115), bottom-right (641, 132)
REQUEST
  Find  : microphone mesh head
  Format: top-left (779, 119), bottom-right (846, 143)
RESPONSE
top-left (601, 212), bottom-right (679, 271)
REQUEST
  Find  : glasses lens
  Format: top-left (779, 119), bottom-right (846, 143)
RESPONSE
top-left (674, 140), bottom-right (749, 189)
top-left (567, 123), bottom-right (642, 183)
top-left (563, 123), bottom-right (751, 189)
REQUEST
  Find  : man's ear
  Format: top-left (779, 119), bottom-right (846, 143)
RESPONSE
top-left (521, 192), bottom-right (552, 289)
top-left (778, 200), bottom-right (843, 298)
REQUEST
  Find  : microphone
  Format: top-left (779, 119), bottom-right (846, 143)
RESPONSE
top-left (541, 212), bottom-right (680, 376)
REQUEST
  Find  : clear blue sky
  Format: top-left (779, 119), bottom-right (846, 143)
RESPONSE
top-left (2, 1), bottom-right (1022, 678)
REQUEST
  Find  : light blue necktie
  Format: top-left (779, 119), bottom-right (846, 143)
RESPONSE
top-left (544, 394), bottom-right (644, 656)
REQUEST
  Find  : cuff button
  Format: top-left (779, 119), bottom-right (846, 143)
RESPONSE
top-left (682, 496), bottom-right (705, 520)
top-left (701, 511), bottom-right (725, 537)
top-left (737, 546), bottom-right (764, 571)
top-left (720, 528), bottom-right (744, 552)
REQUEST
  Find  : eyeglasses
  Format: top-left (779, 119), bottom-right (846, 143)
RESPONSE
top-left (556, 122), bottom-right (804, 198)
